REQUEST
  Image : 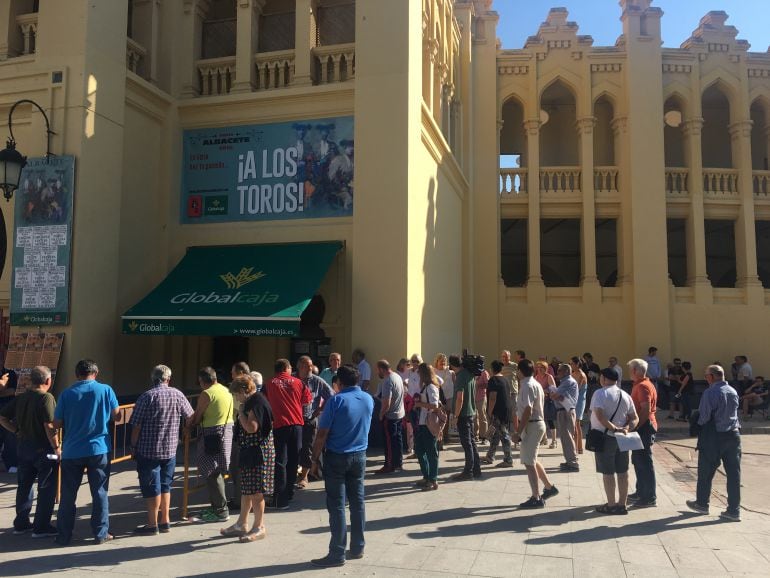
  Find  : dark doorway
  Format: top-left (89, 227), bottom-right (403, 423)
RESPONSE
top-left (212, 336), bottom-right (249, 383)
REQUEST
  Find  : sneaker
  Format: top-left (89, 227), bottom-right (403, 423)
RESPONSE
top-left (133, 525), bottom-right (159, 535)
top-left (373, 466), bottom-right (395, 475)
top-left (12, 526), bottom-right (32, 535)
top-left (480, 456), bottom-right (494, 465)
top-left (31, 526), bottom-right (58, 538)
top-left (414, 478), bottom-right (430, 488)
top-left (197, 508), bottom-right (230, 522)
top-left (519, 496), bottom-right (545, 509)
top-left (627, 493), bottom-right (640, 502)
top-left (450, 472), bottom-right (473, 481)
top-left (633, 499), bottom-right (657, 508)
top-left (719, 510), bottom-right (741, 522)
top-left (541, 485), bottom-right (560, 500)
top-left (686, 500), bottom-right (709, 514)
top-left (495, 461), bottom-right (513, 468)
top-left (311, 555), bottom-right (345, 568)
top-left (346, 548), bottom-right (364, 560)
top-left (158, 523), bottom-right (171, 534)
top-left (7, 467), bottom-right (17, 474)
top-left (559, 463), bottom-right (580, 472)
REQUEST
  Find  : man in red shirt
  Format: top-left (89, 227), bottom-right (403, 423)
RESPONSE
top-left (628, 358), bottom-right (658, 508)
top-left (264, 359), bottom-right (311, 509)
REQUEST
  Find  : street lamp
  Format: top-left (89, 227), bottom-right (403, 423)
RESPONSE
top-left (0, 99), bottom-right (54, 201)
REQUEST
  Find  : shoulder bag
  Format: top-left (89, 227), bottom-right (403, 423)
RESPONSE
top-left (585, 392), bottom-right (623, 452)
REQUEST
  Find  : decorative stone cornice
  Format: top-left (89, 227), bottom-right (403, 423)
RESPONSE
top-left (591, 63), bottom-right (622, 73)
top-left (523, 119), bottom-right (541, 136)
top-left (728, 120), bottom-right (753, 139)
top-left (611, 116), bottom-right (628, 135)
top-left (498, 65), bottom-right (529, 75)
top-left (663, 63), bottom-right (692, 73)
top-left (681, 117), bottom-right (704, 137)
top-left (575, 116), bottom-right (596, 135)
top-left (748, 68), bottom-right (770, 78)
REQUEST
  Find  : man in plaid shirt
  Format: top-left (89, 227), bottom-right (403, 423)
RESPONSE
top-left (130, 365), bottom-right (194, 534)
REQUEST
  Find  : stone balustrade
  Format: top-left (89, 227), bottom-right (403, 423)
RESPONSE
top-left (703, 168), bottom-right (739, 198)
top-left (254, 50), bottom-right (296, 91)
top-left (197, 57), bottom-right (236, 96)
top-left (312, 43), bottom-right (355, 85)
top-left (594, 166), bottom-right (619, 194)
top-left (126, 38), bottom-right (147, 77)
top-left (16, 12), bottom-right (38, 56)
top-left (665, 168), bottom-right (689, 197)
top-left (540, 167), bottom-right (581, 194)
top-left (499, 168), bottom-right (527, 196)
top-left (754, 170), bottom-right (770, 197)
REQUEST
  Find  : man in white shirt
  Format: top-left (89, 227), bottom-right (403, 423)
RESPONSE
top-left (515, 359), bottom-right (558, 509)
top-left (351, 349), bottom-right (371, 392)
top-left (736, 356), bottom-right (753, 393)
top-left (589, 367), bottom-right (639, 514)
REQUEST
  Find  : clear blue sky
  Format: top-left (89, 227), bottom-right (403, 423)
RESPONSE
top-left (494, 0), bottom-right (770, 50)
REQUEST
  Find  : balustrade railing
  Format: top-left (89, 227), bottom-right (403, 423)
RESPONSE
top-left (703, 168), bottom-right (739, 198)
top-left (540, 167), bottom-right (581, 194)
top-left (126, 38), bottom-right (147, 77)
top-left (254, 49), bottom-right (296, 90)
top-left (499, 168), bottom-right (527, 196)
top-left (665, 168), bottom-right (689, 197)
top-left (16, 13), bottom-right (38, 55)
top-left (197, 56), bottom-right (236, 96)
top-left (594, 166), bottom-right (618, 194)
top-left (754, 170), bottom-right (770, 197)
top-left (312, 43), bottom-right (355, 84)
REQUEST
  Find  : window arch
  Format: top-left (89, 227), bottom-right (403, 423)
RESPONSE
top-left (539, 79), bottom-right (578, 166)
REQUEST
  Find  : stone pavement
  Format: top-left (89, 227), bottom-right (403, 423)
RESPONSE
top-left (0, 431), bottom-right (769, 578)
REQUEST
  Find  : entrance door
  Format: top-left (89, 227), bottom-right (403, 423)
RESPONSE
top-left (212, 336), bottom-right (249, 383)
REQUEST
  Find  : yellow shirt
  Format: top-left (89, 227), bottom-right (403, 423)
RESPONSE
top-left (201, 383), bottom-right (234, 427)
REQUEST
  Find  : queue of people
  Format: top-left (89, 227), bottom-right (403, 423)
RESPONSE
top-left (0, 345), bottom-right (747, 569)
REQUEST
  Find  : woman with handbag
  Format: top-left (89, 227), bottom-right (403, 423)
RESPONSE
top-left (534, 361), bottom-right (558, 448)
top-left (220, 375), bottom-right (275, 542)
top-left (413, 363), bottom-right (442, 491)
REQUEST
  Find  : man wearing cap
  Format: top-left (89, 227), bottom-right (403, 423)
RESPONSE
top-left (589, 367), bottom-right (639, 514)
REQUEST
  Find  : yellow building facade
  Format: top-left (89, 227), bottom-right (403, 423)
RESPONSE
top-left (0, 0), bottom-right (767, 393)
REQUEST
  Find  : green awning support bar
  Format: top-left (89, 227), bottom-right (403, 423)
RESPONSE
top-left (121, 241), bottom-right (342, 336)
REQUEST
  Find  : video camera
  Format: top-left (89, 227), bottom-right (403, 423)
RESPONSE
top-left (461, 349), bottom-right (485, 377)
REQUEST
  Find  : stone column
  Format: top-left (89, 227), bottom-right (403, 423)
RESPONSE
top-left (232, 0), bottom-right (264, 93)
top-left (131, 0), bottom-right (161, 82)
top-left (293, 0), bottom-right (316, 86)
top-left (612, 116), bottom-right (631, 287)
top-left (730, 119), bottom-right (763, 302)
top-left (524, 119), bottom-right (545, 302)
top-left (180, 0), bottom-right (211, 98)
top-left (682, 117), bottom-right (711, 300)
top-left (577, 116), bottom-right (600, 301)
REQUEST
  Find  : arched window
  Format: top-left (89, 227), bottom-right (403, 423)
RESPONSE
top-left (539, 80), bottom-right (578, 167)
top-left (663, 95), bottom-right (685, 168)
top-left (500, 97), bottom-right (526, 194)
top-left (750, 98), bottom-right (768, 172)
top-left (701, 83), bottom-right (733, 169)
top-left (593, 95), bottom-right (615, 166)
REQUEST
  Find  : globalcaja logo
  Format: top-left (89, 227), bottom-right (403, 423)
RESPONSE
top-left (220, 267), bottom-right (266, 289)
top-left (128, 321), bottom-right (139, 332)
top-left (130, 321), bottom-right (176, 334)
top-left (204, 196), bottom-right (228, 216)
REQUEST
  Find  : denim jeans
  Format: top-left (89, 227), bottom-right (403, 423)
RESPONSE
top-left (631, 422), bottom-right (657, 501)
top-left (414, 425), bottom-right (438, 481)
top-left (57, 453), bottom-right (111, 543)
top-left (15, 440), bottom-right (58, 532)
top-left (383, 418), bottom-right (403, 469)
top-left (323, 450), bottom-right (366, 562)
top-left (696, 430), bottom-right (741, 513)
top-left (273, 425), bottom-right (302, 507)
top-left (457, 415), bottom-right (480, 475)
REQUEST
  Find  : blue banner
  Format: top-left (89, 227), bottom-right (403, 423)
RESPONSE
top-left (181, 116), bottom-right (354, 223)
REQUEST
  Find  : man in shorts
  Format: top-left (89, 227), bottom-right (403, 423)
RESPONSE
top-left (515, 359), bottom-right (558, 509)
top-left (589, 367), bottom-right (639, 514)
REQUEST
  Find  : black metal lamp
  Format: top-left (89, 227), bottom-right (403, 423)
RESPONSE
top-left (0, 99), bottom-right (54, 201)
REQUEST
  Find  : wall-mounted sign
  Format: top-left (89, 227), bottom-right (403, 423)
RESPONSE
top-left (5, 328), bottom-right (65, 391)
top-left (10, 156), bottom-right (75, 326)
top-left (181, 116), bottom-right (354, 223)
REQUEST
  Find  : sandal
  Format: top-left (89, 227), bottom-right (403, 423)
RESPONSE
top-left (595, 504), bottom-right (613, 514)
top-left (220, 523), bottom-right (247, 537)
top-left (296, 478), bottom-right (308, 489)
top-left (609, 505), bottom-right (628, 515)
top-left (239, 526), bottom-right (267, 542)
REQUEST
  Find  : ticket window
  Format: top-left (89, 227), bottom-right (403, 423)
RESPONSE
top-left (212, 336), bottom-right (249, 383)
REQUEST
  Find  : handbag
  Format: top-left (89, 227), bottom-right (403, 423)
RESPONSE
top-left (585, 394), bottom-right (623, 452)
top-left (239, 443), bottom-right (264, 468)
top-left (203, 433), bottom-right (223, 455)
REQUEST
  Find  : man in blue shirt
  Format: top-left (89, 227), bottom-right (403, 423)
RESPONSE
top-left (52, 359), bottom-right (119, 545)
top-left (309, 364), bottom-right (373, 568)
top-left (551, 364), bottom-right (579, 471)
top-left (686, 364), bottom-right (741, 521)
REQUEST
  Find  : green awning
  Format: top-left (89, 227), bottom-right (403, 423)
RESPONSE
top-left (122, 241), bottom-right (342, 336)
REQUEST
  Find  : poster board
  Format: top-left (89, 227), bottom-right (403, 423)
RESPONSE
top-left (5, 328), bottom-right (65, 392)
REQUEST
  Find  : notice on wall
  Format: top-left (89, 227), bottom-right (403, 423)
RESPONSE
top-left (10, 156), bottom-right (75, 326)
top-left (5, 328), bottom-right (64, 392)
top-left (181, 116), bottom-right (354, 224)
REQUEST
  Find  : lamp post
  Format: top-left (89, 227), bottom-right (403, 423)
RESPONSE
top-left (0, 99), bottom-right (54, 201)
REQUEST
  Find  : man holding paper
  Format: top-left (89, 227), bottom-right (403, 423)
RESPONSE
top-left (589, 368), bottom-right (639, 515)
